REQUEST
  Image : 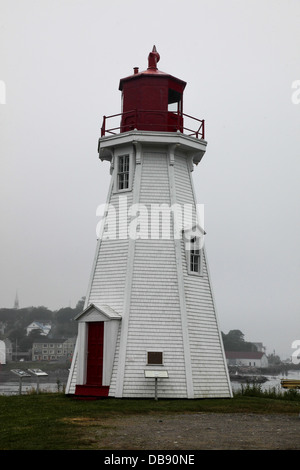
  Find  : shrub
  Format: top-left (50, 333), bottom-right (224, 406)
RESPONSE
top-left (235, 383), bottom-right (300, 401)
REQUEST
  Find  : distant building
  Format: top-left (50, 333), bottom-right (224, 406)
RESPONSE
top-left (27, 321), bottom-right (52, 336)
top-left (226, 351), bottom-right (269, 368)
top-left (4, 338), bottom-right (13, 362)
top-left (0, 340), bottom-right (5, 364)
top-left (0, 322), bottom-right (6, 335)
top-left (252, 342), bottom-right (266, 353)
top-left (32, 337), bottom-right (76, 361)
top-left (0, 339), bottom-right (13, 364)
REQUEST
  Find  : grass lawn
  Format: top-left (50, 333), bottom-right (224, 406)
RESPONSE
top-left (1, 392), bottom-right (300, 450)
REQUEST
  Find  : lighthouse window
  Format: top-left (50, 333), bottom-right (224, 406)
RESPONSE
top-left (168, 89), bottom-right (182, 113)
top-left (117, 155), bottom-right (130, 190)
top-left (189, 237), bottom-right (201, 274)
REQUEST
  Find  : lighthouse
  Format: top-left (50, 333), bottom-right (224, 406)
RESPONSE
top-left (66, 47), bottom-right (232, 399)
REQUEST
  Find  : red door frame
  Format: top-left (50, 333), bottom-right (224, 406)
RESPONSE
top-left (86, 322), bottom-right (104, 386)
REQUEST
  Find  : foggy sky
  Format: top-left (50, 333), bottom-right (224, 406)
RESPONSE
top-left (0, 0), bottom-right (299, 359)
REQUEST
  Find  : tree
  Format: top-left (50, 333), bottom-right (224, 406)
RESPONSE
top-left (8, 326), bottom-right (26, 344)
top-left (267, 352), bottom-right (281, 365)
top-left (19, 329), bottom-right (43, 351)
top-left (75, 297), bottom-right (85, 313)
top-left (222, 330), bottom-right (257, 352)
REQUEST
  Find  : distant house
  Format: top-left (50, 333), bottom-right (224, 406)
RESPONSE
top-left (32, 337), bottom-right (76, 361)
top-left (252, 342), bottom-right (266, 353)
top-left (0, 340), bottom-right (5, 364)
top-left (4, 338), bottom-right (13, 362)
top-left (0, 339), bottom-right (13, 364)
top-left (26, 321), bottom-right (52, 336)
top-left (0, 322), bottom-right (6, 335)
top-left (225, 351), bottom-right (269, 368)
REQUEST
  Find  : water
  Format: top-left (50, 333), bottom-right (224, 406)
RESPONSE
top-left (230, 369), bottom-right (300, 393)
top-left (1, 370), bottom-right (300, 396)
top-left (0, 381), bottom-right (65, 395)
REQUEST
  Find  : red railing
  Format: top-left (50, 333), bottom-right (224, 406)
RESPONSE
top-left (100, 110), bottom-right (205, 140)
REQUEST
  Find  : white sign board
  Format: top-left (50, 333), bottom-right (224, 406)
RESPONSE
top-left (144, 370), bottom-right (169, 378)
top-left (11, 369), bottom-right (31, 378)
top-left (28, 369), bottom-right (48, 377)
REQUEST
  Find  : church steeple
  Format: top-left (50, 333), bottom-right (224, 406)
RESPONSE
top-left (14, 290), bottom-right (19, 309)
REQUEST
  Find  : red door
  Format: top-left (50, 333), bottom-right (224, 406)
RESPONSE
top-left (86, 322), bottom-right (104, 386)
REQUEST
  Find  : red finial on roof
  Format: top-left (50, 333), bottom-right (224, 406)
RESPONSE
top-left (148, 45), bottom-right (160, 70)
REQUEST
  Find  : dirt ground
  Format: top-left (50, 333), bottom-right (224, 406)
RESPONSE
top-left (79, 412), bottom-right (300, 450)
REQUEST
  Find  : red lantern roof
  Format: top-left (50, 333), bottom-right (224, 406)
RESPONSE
top-left (119, 45), bottom-right (186, 91)
top-left (100, 46), bottom-right (205, 139)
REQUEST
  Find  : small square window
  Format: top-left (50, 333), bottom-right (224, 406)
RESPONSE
top-left (147, 351), bottom-right (163, 365)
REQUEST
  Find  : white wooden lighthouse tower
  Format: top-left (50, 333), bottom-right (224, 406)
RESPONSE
top-left (66, 47), bottom-right (232, 399)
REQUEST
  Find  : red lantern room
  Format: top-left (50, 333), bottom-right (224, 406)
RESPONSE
top-left (119, 46), bottom-right (186, 133)
top-left (101, 46), bottom-right (204, 139)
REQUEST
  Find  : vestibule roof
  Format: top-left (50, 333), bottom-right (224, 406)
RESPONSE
top-left (75, 303), bottom-right (122, 322)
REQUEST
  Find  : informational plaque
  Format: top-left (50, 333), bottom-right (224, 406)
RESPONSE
top-left (11, 369), bottom-right (31, 377)
top-left (28, 368), bottom-right (48, 376)
top-left (144, 370), bottom-right (169, 378)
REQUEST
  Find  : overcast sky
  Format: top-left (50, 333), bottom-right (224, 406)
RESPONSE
top-left (1, 0), bottom-right (299, 359)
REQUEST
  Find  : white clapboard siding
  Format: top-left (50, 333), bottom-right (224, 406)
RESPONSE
top-left (174, 153), bottom-right (231, 397)
top-left (66, 167), bottom-right (134, 393)
top-left (66, 341), bottom-right (78, 395)
top-left (183, 247), bottom-right (231, 397)
top-left (108, 322), bottom-right (121, 396)
top-left (87, 190), bottom-right (133, 312)
top-left (120, 152), bottom-right (188, 397)
top-left (124, 239), bottom-right (187, 397)
top-left (67, 133), bottom-right (232, 399)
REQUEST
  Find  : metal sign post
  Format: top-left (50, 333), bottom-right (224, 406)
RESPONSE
top-left (28, 369), bottom-right (48, 394)
top-left (144, 370), bottom-right (169, 400)
top-left (11, 369), bottom-right (31, 395)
